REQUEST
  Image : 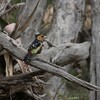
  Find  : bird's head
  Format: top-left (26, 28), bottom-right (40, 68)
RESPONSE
top-left (35, 30), bottom-right (46, 42)
top-left (36, 34), bottom-right (46, 42)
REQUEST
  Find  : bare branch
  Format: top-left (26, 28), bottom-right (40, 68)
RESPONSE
top-left (52, 42), bottom-right (90, 66)
top-left (0, 33), bottom-right (100, 91)
top-left (0, 3), bottom-right (25, 17)
top-left (0, 70), bottom-right (45, 85)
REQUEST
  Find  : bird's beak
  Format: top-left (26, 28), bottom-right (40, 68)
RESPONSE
top-left (43, 36), bottom-right (47, 40)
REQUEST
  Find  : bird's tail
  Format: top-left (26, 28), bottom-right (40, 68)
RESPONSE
top-left (24, 53), bottom-right (31, 62)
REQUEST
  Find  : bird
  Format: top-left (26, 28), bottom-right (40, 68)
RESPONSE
top-left (24, 32), bottom-right (45, 62)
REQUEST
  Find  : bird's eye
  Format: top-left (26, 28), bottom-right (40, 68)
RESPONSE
top-left (37, 36), bottom-right (41, 40)
top-left (37, 35), bottom-right (44, 41)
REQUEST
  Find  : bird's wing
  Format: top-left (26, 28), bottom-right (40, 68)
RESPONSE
top-left (29, 43), bottom-right (43, 54)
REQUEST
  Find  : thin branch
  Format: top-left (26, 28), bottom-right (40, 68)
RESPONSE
top-left (53, 81), bottom-right (64, 100)
top-left (0, 3), bottom-right (25, 17)
top-left (0, 33), bottom-right (100, 91)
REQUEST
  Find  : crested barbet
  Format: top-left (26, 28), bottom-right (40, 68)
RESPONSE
top-left (24, 33), bottom-right (45, 62)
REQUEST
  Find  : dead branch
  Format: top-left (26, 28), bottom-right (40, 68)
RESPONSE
top-left (0, 33), bottom-right (100, 91)
top-left (0, 70), bottom-right (45, 99)
top-left (0, 70), bottom-right (45, 85)
top-left (0, 3), bottom-right (25, 17)
top-left (0, 0), bottom-right (11, 15)
top-left (0, 70), bottom-right (45, 81)
top-left (52, 42), bottom-right (90, 66)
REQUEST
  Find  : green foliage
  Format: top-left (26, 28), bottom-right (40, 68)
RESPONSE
top-left (11, 0), bottom-right (21, 4)
top-left (47, 0), bottom-right (53, 4)
top-left (56, 65), bottom-right (89, 100)
top-left (57, 79), bottom-right (89, 100)
top-left (0, 18), bottom-right (8, 30)
top-left (66, 82), bottom-right (89, 100)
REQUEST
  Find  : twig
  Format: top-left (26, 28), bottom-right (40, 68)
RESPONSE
top-left (53, 81), bottom-right (64, 100)
top-left (45, 39), bottom-right (56, 48)
top-left (28, 86), bottom-right (43, 100)
top-left (83, 27), bottom-right (91, 39)
top-left (0, 3), bottom-right (25, 17)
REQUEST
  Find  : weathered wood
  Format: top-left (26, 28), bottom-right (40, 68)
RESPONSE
top-left (90, 0), bottom-right (100, 100)
top-left (0, 33), bottom-right (26, 59)
top-left (0, 70), bottom-right (45, 85)
top-left (30, 58), bottom-right (100, 91)
top-left (0, 0), bottom-right (11, 52)
top-left (89, 44), bottom-right (96, 100)
top-left (36, 42), bottom-right (90, 66)
top-left (0, 0), bottom-right (11, 15)
top-left (53, 42), bottom-right (90, 66)
top-left (0, 3), bottom-right (25, 17)
top-left (47, 0), bottom-right (85, 45)
top-left (40, 0), bottom-right (86, 99)
top-left (0, 32), bottom-right (90, 66)
top-left (0, 33), bottom-right (100, 91)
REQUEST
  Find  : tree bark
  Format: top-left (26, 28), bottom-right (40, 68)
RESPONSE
top-left (0, 0), bottom-right (11, 15)
top-left (52, 42), bottom-right (90, 66)
top-left (47, 0), bottom-right (85, 45)
top-left (41, 0), bottom-right (86, 99)
top-left (90, 0), bottom-right (100, 100)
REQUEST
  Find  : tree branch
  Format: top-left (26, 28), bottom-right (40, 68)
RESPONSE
top-left (0, 3), bottom-right (25, 17)
top-left (0, 33), bottom-right (100, 91)
top-left (52, 42), bottom-right (90, 66)
top-left (10, 70), bottom-right (43, 81)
